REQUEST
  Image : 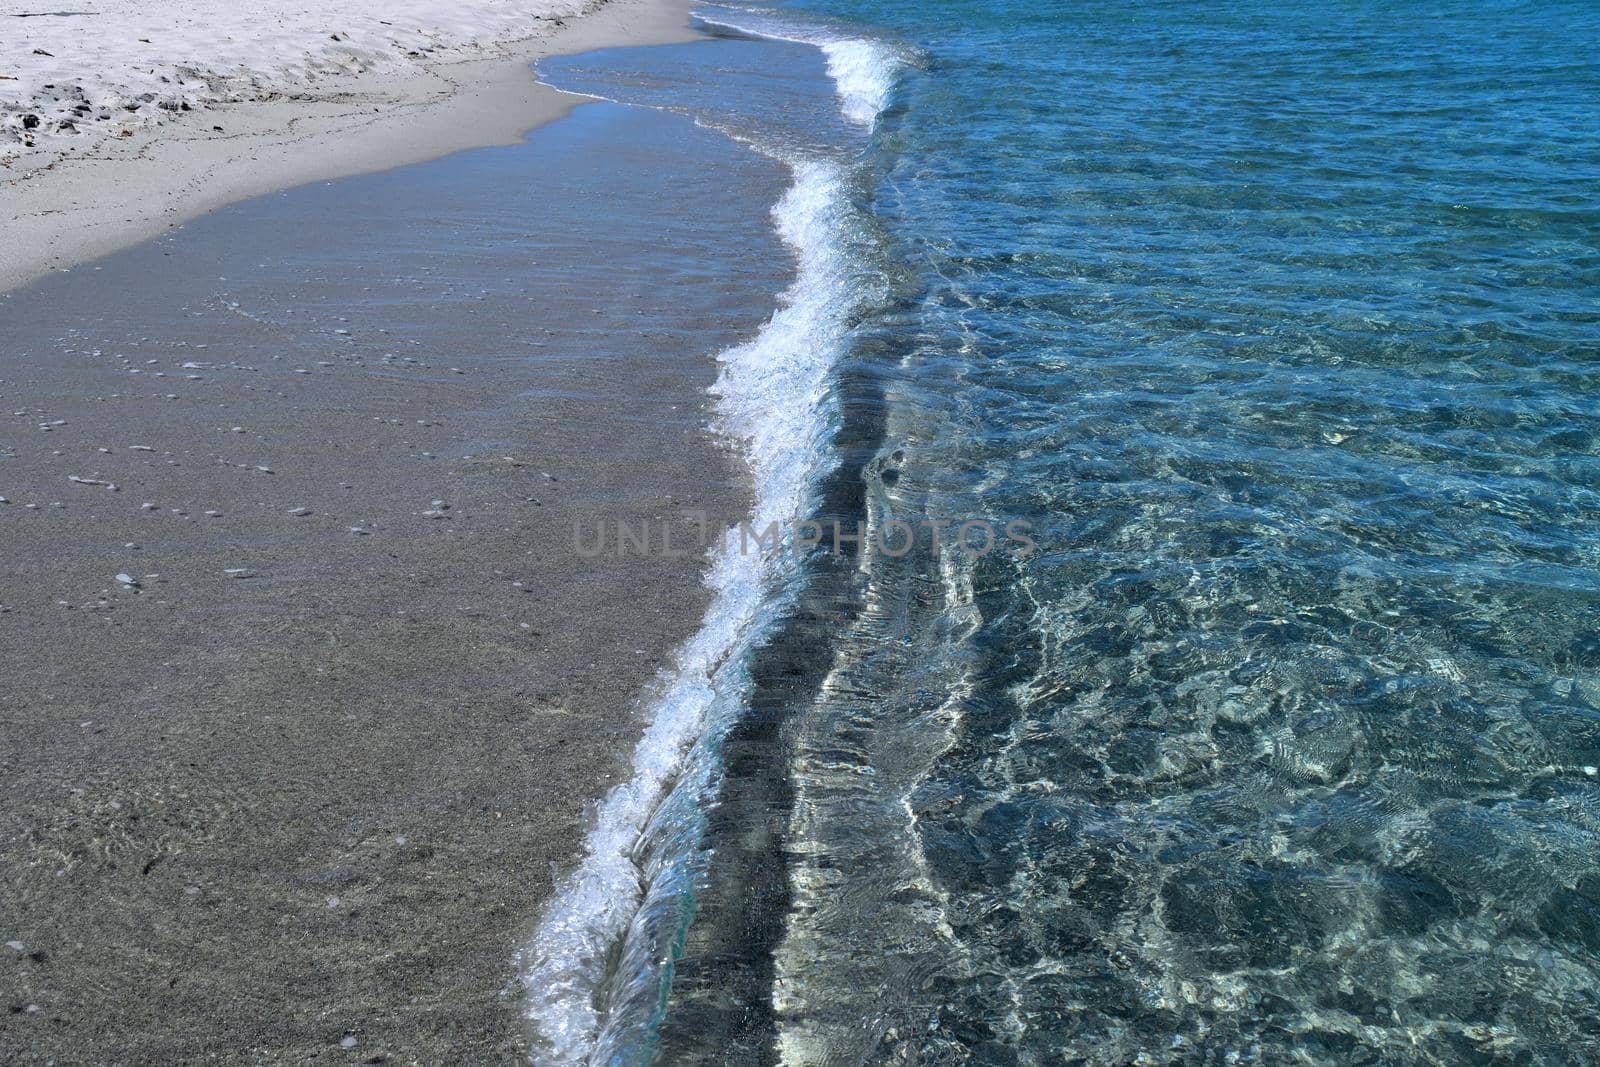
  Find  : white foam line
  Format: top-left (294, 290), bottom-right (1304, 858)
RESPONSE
top-left (694, 10), bottom-right (905, 128)
top-left (517, 22), bottom-right (906, 1066)
top-left (818, 39), bottom-right (897, 127)
top-left (519, 156), bottom-right (861, 1064)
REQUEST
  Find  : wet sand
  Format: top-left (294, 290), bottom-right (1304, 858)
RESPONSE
top-left (0, 97), bottom-right (790, 1061)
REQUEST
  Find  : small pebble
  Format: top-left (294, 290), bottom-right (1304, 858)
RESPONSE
top-left (205, 510), bottom-right (223, 517)
top-left (350, 527), bottom-right (370, 535)
top-left (340, 1035), bottom-right (358, 1049)
top-left (115, 573), bottom-right (138, 587)
top-left (5, 941), bottom-right (24, 952)
top-left (287, 507), bottom-right (312, 517)
top-left (224, 569), bottom-right (256, 579)
top-left (141, 502), bottom-right (157, 511)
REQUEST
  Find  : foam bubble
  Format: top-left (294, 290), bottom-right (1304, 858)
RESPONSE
top-left (519, 157), bottom-right (867, 1062)
top-left (518, 13), bottom-right (905, 1061)
top-left (820, 39), bottom-right (900, 127)
top-left (694, 10), bottom-right (907, 129)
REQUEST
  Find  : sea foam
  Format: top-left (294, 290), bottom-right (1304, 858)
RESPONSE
top-left (693, 7), bottom-right (907, 128)
top-left (820, 39), bottom-right (900, 127)
top-left (517, 25), bottom-right (903, 1061)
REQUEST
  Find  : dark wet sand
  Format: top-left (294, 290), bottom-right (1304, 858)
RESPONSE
top-left (0, 99), bottom-right (788, 1061)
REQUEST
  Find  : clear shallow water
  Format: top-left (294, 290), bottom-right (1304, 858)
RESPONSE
top-left (523, 1), bottom-right (1600, 1063)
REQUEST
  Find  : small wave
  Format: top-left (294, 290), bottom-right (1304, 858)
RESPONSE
top-left (694, 6), bottom-right (908, 128)
top-left (819, 39), bottom-right (900, 127)
top-left (517, 26), bottom-right (900, 1055)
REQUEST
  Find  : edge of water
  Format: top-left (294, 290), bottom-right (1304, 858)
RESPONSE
top-left (515, 13), bottom-right (906, 1062)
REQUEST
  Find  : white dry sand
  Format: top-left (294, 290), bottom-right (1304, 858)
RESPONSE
top-left (0, 0), bottom-right (588, 153)
top-left (0, 0), bottom-right (697, 293)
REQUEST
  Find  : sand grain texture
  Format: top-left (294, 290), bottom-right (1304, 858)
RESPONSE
top-left (0, 5), bottom-right (788, 1060)
top-left (0, 0), bottom-right (698, 294)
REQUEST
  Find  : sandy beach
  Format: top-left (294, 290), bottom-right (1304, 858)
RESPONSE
top-left (0, 0), bottom-right (796, 1060)
top-left (1, 0), bottom-right (698, 293)
top-left (18, 0), bottom-right (1586, 1061)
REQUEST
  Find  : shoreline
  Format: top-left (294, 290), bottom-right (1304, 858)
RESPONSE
top-left (0, 0), bottom-right (697, 296)
top-left (0, 93), bottom-right (790, 1060)
top-left (511, 21), bottom-right (906, 1056)
top-left (0, 3), bottom-right (807, 1060)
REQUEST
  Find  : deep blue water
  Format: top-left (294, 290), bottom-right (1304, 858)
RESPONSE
top-left (528, 1), bottom-right (1600, 1062)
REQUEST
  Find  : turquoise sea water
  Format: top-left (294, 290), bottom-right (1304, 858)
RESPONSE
top-left (527, 1), bottom-right (1600, 1062)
